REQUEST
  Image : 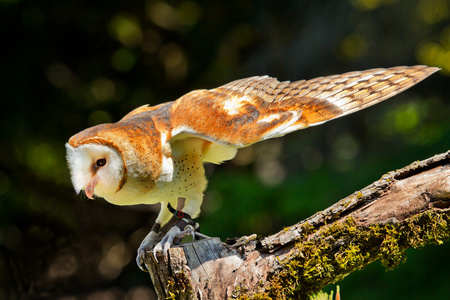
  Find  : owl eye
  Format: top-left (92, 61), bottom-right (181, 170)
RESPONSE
top-left (96, 158), bottom-right (107, 167)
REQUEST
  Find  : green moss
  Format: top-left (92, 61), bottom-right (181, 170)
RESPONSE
top-left (235, 210), bottom-right (449, 299)
top-left (335, 242), bottom-right (369, 269)
top-left (233, 281), bottom-right (271, 300)
top-left (310, 285), bottom-right (339, 300)
top-left (165, 268), bottom-right (194, 300)
top-left (166, 278), bottom-right (177, 300)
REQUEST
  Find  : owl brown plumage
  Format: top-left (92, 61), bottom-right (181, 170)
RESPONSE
top-left (66, 65), bottom-right (438, 269)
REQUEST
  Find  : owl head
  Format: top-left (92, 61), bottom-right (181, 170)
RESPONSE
top-left (66, 141), bottom-right (126, 199)
top-left (66, 120), bottom-right (167, 199)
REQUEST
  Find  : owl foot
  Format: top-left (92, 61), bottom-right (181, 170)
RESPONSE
top-left (136, 229), bottom-right (165, 271)
top-left (153, 203), bottom-right (212, 261)
top-left (152, 224), bottom-right (197, 261)
top-left (137, 203), bottom-right (209, 269)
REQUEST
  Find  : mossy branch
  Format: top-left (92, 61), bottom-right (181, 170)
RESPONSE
top-left (144, 151), bottom-right (450, 299)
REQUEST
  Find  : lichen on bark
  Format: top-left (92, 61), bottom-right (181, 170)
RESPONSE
top-left (252, 210), bottom-right (449, 299)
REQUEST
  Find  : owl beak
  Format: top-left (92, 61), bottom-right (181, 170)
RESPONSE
top-left (84, 177), bottom-right (99, 199)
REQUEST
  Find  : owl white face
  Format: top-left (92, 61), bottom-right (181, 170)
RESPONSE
top-left (65, 143), bottom-right (125, 199)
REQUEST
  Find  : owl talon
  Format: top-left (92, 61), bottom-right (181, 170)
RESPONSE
top-left (152, 224), bottom-right (201, 262)
top-left (152, 226), bottom-right (179, 261)
top-left (136, 230), bottom-right (164, 271)
top-left (136, 249), bottom-right (147, 272)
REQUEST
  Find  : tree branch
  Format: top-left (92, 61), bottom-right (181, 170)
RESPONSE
top-left (144, 151), bottom-right (450, 299)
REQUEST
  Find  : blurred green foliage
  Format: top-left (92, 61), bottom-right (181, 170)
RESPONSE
top-left (0, 0), bottom-right (449, 299)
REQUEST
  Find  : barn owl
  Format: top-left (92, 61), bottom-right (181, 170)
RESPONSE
top-left (66, 65), bottom-right (438, 270)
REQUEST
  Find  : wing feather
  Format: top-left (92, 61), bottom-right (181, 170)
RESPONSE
top-left (120, 101), bottom-right (174, 121)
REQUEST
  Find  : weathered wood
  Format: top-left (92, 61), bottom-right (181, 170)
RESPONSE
top-left (144, 151), bottom-right (450, 299)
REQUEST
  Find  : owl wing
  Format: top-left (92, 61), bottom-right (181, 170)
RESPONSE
top-left (167, 65), bottom-right (438, 148)
top-left (118, 66), bottom-right (437, 166)
top-left (120, 101), bottom-right (174, 121)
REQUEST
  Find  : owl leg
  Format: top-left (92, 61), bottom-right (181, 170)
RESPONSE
top-left (153, 197), bottom-right (208, 260)
top-left (136, 202), bottom-right (173, 271)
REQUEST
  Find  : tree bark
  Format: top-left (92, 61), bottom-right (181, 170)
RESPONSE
top-left (144, 151), bottom-right (450, 300)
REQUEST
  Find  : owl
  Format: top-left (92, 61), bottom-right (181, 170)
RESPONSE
top-left (66, 65), bottom-right (438, 270)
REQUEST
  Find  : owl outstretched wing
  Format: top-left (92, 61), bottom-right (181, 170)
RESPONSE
top-left (120, 66), bottom-right (437, 165)
top-left (166, 65), bottom-right (437, 145)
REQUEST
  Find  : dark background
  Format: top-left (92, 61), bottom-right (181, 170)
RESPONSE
top-left (1, 0), bottom-right (449, 299)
